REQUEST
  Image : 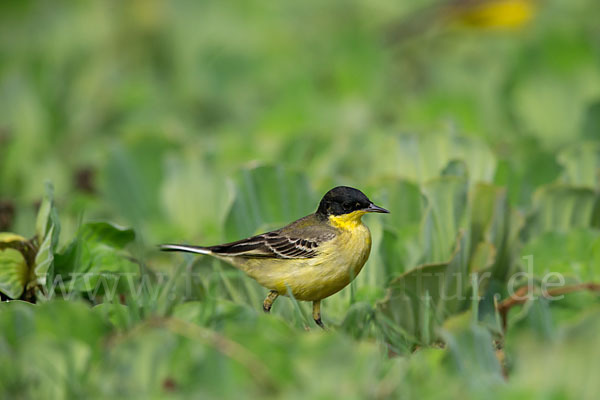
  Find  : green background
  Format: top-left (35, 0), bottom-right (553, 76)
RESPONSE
top-left (1, 0), bottom-right (600, 398)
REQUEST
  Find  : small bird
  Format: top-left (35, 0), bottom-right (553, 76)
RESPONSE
top-left (160, 186), bottom-right (389, 328)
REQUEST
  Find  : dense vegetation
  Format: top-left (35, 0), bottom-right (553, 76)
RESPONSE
top-left (1, 0), bottom-right (600, 398)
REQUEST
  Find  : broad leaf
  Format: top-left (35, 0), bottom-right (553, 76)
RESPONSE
top-left (557, 141), bottom-right (600, 189)
top-left (529, 185), bottom-right (598, 235)
top-left (396, 134), bottom-right (496, 184)
top-left (101, 138), bottom-right (173, 226)
top-left (0, 233), bottom-right (28, 243)
top-left (521, 228), bottom-right (600, 282)
top-left (53, 222), bottom-right (138, 297)
top-left (223, 165), bottom-right (315, 241)
top-left (78, 222), bottom-right (135, 248)
top-left (0, 248), bottom-right (28, 298)
top-left (440, 311), bottom-right (504, 383)
top-left (421, 176), bottom-right (468, 263)
top-left (377, 232), bottom-right (469, 345)
top-left (379, 179), bottom-right (423, 276)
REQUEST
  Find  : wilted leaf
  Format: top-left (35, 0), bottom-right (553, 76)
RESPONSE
top-left (0, 248), bottom-right (29, 298)
top-left (0, 233), bottom-right (28, 243)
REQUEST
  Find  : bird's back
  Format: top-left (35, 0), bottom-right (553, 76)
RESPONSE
top-left (227, 212), bottom-right (371, 301)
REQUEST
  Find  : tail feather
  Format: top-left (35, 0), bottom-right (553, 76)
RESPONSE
top-left (159, 244), bottom-right (212, 255)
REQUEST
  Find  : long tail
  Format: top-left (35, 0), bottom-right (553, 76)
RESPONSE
top-left (159, 244), bottom-right (212, 255)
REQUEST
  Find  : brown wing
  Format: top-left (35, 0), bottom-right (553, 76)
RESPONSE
top-left (208, 214), bottom-right (336, 259)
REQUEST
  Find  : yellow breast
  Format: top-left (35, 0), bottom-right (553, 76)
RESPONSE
top-left (234, 210), bottom-right (372, 301)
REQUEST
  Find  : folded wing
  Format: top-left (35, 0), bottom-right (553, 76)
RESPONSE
top-left (209, 230), bottom-right (334, 259)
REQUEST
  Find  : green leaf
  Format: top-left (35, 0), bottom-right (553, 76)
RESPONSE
top-left (441, 159), bottom-right (468, 179)
top-left (78, 222), bottom-right (135, 248)
top-left (506, 297), bottom-right (555, 341)
top-left (396, 134), bottom-right (496, 184)
top-left (223, 165), bottom-right (315, 241)
top-left (557, 141), bottom-right (600, 189)
top-left (93, 303), bottom-right (133, 331)
top-left (159, 154), bottom-right (224, 240)
top-left (493, 138), bottom-right (562, 207)
top-left (379, 179), bottom-right (423, 276)
top-left (530, 185), bottom-right (598, 234)
top-left (381, 178), bottom-right (423, 232)
top-left (470, 183), bottom-right (508, 252)
top-left (339, 302), bottom-right (374, 340)
top-left (582, 100), bottom-right (600, 140)
top-left (53, 222), bottom-right (139, 297)
top-left (377, 232), bottom-right (469, 345)
top-left (69, 245), bottom-right (139, 295)
top-left (32, 182), bottom-right (61, 290)
top-left (380, 227), bottom-right (422, 277)
top-left (35, 191), bottom-right (51, 243)
top-left (0, 248), bottom-right (28, 298)
top-left (421, 176), bottom-right (468, 263)
top-left (35, 182), bottom-right (60, 246)
top-left (468, 183), bottom-right (523, 284)
top-left (521, 228), bottom-right (600, 281)
top-left (33, 225), bottom-right (54, 288)
top-left (33, 300), bottom-right (110, 347)
top-left (101, 138), bottom-right (173, 226)
top-left (440, 311), bottom-right (503, 383)
top-left (468, 241), bottom-right (496, 273)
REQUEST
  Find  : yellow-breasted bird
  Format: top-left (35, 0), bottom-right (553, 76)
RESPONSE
top-left (160, 186), bottom-right (389, 328)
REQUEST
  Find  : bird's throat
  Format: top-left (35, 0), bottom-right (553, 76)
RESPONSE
top-left (328, 210), bottom-right (367, 230)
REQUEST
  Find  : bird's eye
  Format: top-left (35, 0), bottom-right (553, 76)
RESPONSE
top-left (355, 202), bottom-right (361, 209)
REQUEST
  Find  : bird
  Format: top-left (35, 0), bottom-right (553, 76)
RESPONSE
top-left (160, 186), bottom-right (389, 328)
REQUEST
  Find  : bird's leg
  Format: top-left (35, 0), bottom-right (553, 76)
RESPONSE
top-left (263, 290), bottom-right (279, 313)
top-left (312, 300), bottom-right (325, 329)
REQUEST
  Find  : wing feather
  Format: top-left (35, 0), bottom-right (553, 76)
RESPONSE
top-left (208, 231), bottom-right (334, 259)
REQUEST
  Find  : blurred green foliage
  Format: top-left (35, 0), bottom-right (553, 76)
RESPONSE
top-left (1, 0), bottom-right (600, 398)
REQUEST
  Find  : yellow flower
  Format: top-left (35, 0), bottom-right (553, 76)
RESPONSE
top-left (451, 0), bottom-right (535, 29)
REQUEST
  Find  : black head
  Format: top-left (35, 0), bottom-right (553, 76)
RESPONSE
top-left (316, 186), bottom-right (389, 217)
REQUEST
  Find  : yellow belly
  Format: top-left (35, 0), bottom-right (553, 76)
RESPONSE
top-left (224, 223), bottom-right (372, 301)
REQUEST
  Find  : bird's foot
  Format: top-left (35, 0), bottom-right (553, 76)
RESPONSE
top-left (314, 317), bottom-right (325, 329)
top-left (263, 290), bottom-right (279, 313)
